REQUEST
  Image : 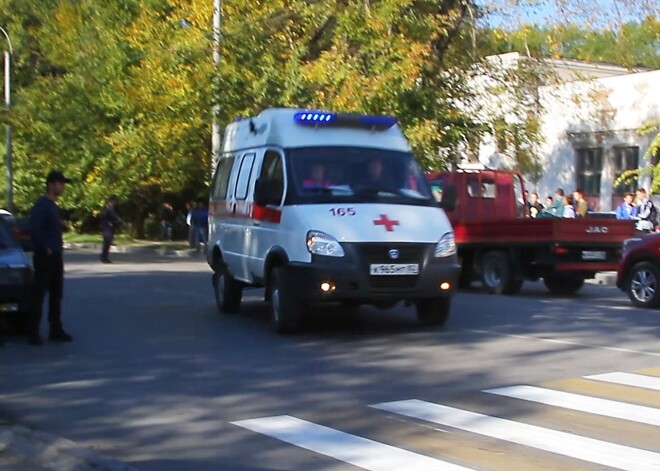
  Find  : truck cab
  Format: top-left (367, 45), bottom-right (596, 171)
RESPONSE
top-left (208, 108), bottom-right (460, 333)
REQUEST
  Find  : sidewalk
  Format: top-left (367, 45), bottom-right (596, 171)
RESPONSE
top-left (0, 422), bottom-right (136, 471)
top-left (64, 241), bottom-right (201, 258)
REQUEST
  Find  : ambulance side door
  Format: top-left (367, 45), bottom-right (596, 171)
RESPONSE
top-left (248, 149), bottom-right (286, 280)
top-left (224, 151), bottom-right (256, 281)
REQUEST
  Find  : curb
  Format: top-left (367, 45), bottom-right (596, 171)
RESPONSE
top-left (0, 425), bottom-right (136, 471)
top-left (586, 271), bottom-right (617, 286)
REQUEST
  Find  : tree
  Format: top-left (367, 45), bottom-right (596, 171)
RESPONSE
top-left (3, 0), bottom-right (215, 237)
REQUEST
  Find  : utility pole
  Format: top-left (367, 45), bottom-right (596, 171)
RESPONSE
top-left (212, 0), bottom-right (221, 169)
top-left (0, 26), bottom-right (12, 213)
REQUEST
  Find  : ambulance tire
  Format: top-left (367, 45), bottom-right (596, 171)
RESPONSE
top-left (269, 268), bottom-right (304, 334)
top-left (480, 251), bottom-right (520, 295)
top-left (214, 267), bottom-right (242, 314)
top-left (416, 297), bottom-right (451, 326)
top-left (543, 275), bottom-right (584, 296)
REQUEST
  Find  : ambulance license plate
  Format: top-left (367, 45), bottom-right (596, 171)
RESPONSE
top-left (370, 264), bottom-right (419, 276)
top-left (582, 250), bottom-right (606, 261)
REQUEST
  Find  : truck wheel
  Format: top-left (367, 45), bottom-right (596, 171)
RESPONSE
top-left (480, 252), bottom-right (520, 295)
top-left (214, 266), bottom-right (243, 314)
top-left (416, 298), bottom-right (451, 326)
top-left (626, 262), bottom-right (660, 308)
top-left (269, 267), bottom-right (304, 334)
top-left (543, 275), bottom-right (584, 296)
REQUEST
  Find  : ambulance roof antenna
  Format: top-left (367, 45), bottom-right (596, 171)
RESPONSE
top-left (249, 119), bottom-right (257, 134)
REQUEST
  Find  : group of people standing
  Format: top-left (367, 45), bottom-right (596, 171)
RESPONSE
top-left (526, 188), bottom-right (590, 219)
top-left (615, 189), bottom-right (657, 232)
top-left (527, 187), bottom-right (657, 233)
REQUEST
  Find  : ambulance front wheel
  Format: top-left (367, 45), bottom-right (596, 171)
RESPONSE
top-left (269, 267), bottom-right (304, 334)
top-left (415, 297), bottom-right (451, 326)
top-left (214, 267), bottom-right (242, 314)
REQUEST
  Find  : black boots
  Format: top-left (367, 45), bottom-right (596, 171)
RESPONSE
top-left (49, 327), bottom-right (73, 342)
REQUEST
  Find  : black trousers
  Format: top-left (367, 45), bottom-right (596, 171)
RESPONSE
top-left (101, 229), bottom-right (114, 261)
top-left (29, 250), bottom-right (64, 334)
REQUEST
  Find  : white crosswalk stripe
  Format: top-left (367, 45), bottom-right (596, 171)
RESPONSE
top-left (232, 415), bottom-right (475, 471)
top-left (371, 399), bottom-right (660, 471)
top-left (232, 371), bottom-right (660, 470)
top-left (484, 384), bottom-right (660, 426)
top-left (585, 372), bottom-right (660, 391)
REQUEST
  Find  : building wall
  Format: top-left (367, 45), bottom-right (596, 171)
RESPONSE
top-left (477, 68), bottom-right (660, 212)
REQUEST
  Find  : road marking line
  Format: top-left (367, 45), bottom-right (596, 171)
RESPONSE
top-left (585, 372), bottom-right (660, 391)
top-left (232, 415), bottom-right (474, 471)
top-left (464, 329), bottom-right (660, 357)
top-left (371, 399), bottom-right (660, 471)
top-left (484, 385), bottom-right (660, 427)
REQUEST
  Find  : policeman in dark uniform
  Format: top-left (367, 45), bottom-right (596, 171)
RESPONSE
top-left (100, 195), bottom-right (122, 264)
top-left (27, 171), bottom-right (73, 345)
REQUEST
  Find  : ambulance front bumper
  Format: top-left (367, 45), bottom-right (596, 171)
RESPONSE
top-left (280, 258), bottom-right (461, 303)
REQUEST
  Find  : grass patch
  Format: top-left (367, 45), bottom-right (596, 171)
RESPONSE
top-left (63, 233), bottom-right (135, 244)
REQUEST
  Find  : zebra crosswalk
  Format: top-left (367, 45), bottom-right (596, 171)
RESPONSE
top-left (231, 367), bottom-right (660, 470)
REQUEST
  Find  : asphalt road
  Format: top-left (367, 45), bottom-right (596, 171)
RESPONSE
top-left (1, 250), bottom-right (659, 470)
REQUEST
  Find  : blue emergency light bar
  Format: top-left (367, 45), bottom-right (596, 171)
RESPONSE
top-left (294, 112), bottom-right (397, 130)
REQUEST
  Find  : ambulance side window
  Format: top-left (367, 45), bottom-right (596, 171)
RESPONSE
top-left (235, 153), bottom-right (256, 200)
top-left (212, 157), bottom-right (234, 200)
top-left (259, 151), bottom-right (284, 205)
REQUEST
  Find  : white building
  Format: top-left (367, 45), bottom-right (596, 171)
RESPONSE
top-left (475, 53), bottom-right (660, 211)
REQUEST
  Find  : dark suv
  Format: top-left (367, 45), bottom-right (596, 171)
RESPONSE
top-left (616, 233), bottom-right (660, 308)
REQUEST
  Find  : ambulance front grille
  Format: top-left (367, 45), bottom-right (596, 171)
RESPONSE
top-left (359, 243), bottom-right (425, 291)
top-left (360, 244), bottom-right (425, 263)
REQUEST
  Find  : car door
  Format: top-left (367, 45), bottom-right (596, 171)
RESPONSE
top-left (220, 152), bottom-right (255, 280)
top-left (248, 149), bottom-right (286, 280)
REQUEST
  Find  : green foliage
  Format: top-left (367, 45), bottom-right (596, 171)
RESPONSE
top-left (486, 17), bottom-right (660, 68)
top-left (1, 0), bottom-right (657, 230)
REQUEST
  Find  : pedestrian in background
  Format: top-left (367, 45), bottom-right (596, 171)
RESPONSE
top-left (160, 202), bottom-right (175, 241)
top-left (185, 201), bottom-right (194, 247)
top-left (634, 188), bottom-right (656, 233)
top-left (527, 192), bottom-right (544, 218)
top-left (573, 189), bottom-right (588, 217)
top-left (547, 188), bottom-right (565, 216)
top-left (615, 192), bottom-right (636, 220)
top-left (563, 195), bottom-right (576, 218)
top-left (190, 198), bottom-right (209, 253)
top-left (27, 171), bottom-right (73, 345)
top-left (99, 195), bottom-right (123, 264)
top-left (545, 196), bottom-right (553, 208)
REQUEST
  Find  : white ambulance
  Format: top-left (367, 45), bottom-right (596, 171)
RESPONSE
top-left (208, 108), bottom-right (459, 333)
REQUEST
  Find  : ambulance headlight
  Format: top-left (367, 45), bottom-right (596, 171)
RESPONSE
top-left (434, 232), bottom-right (456, 258)
top-left (307, 231), bottom-right (345, 257)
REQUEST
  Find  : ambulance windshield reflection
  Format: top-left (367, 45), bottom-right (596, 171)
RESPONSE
top-left (289, 147), bottom-right (432, 205)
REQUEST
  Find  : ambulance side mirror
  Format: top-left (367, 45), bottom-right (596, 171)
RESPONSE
top-left (254, 177), bottom-right (276, 206)
top-left (438, 184), bottom-right (456, 212)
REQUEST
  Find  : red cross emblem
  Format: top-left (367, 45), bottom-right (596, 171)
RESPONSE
top-left (373, 214), bottom-right (399, 232)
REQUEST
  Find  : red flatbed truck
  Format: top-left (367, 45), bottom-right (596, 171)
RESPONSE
top-left (427, 169), bottom-right (636, 295)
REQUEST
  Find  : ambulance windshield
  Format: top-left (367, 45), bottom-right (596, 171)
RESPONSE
top-left (288, 147), bottom-right (432, 205)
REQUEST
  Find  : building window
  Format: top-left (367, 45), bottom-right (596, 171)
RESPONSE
top-left (576, 147), bottom-right (603, 196)
top-left (612, 146), bottom-right (639, 194)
